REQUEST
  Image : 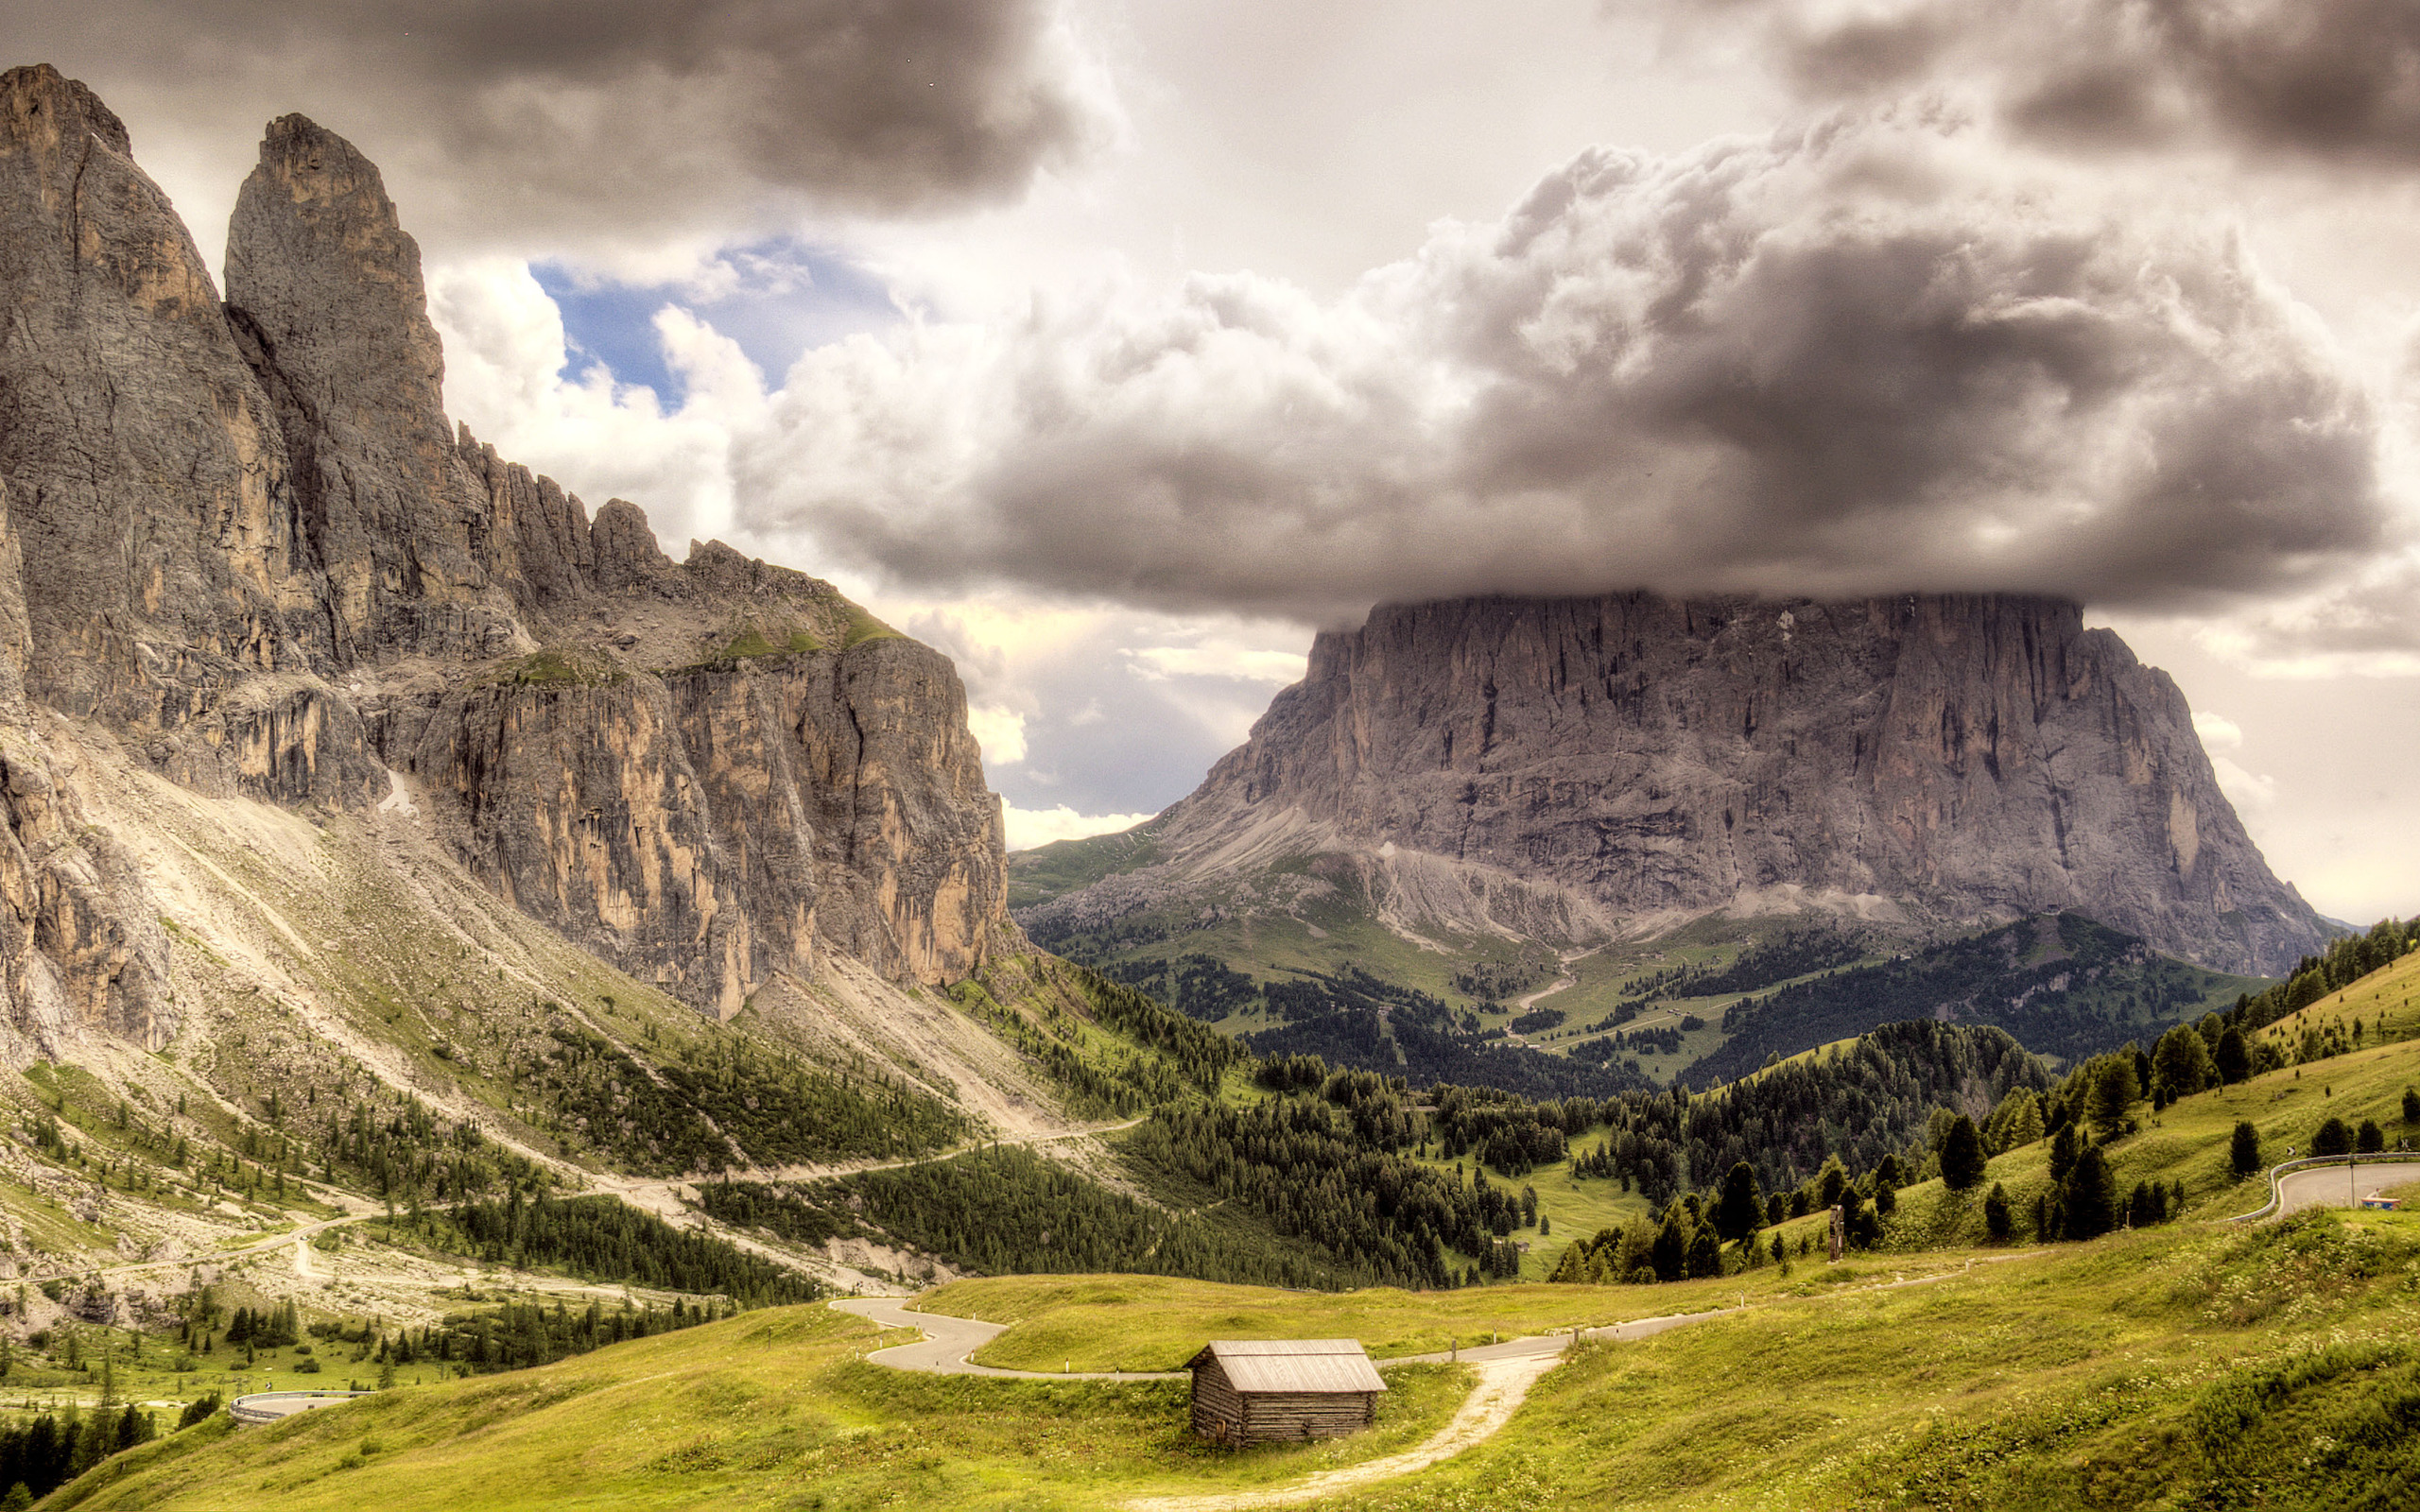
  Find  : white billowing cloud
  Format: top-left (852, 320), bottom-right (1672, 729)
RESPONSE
top-left (2191, 711), bottom-right (2244, 749)
top-left (2186, 546), bottom-right (2420, 679)
top-left (1124, 645), bottom-right (1308, 685)
top-left (2209, 755), bottom-right (2278, 813)
top-left (1001, 803), bottom-right (1155, 851)
top-left (2192, 711), bottom-right (2278, 809)
top-left (724, 110), bottom-right (2384, 624)
top-left (965, 706), bottom-right (1030, 766)
top-left (429, 258), bottom-right (753, 550)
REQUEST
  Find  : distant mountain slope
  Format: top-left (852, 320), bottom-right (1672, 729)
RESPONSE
top-left (1021, 593), bottom-right (2329, 980)
top-left (1678, 912), bottom-right (2268, 1086)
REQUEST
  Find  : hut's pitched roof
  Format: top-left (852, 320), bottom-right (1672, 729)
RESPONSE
top-left (1185, 1339), bottom-right (1387, 1395)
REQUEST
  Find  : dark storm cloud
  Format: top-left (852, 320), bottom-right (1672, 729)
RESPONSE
top-left (4, 0), bottom-right (1104, 244)
top-left (735, 112), bottom-right (2386, 620)
top-left (1641, 0), bottom-right (2420, 168)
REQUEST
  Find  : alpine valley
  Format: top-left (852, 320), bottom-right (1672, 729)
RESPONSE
top-left (1, 57), bottom-right (2417, 1512)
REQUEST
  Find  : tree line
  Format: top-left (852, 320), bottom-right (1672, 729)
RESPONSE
top-left (696, 1142), bottom-right (1339, 1288)
top-left (428, 1191), bottom-right (820, 1307)
top-left (0, 1403), bottom-right (160, 1505)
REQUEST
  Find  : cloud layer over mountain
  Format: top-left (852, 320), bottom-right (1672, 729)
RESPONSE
top-left (730, 112), bottom-right (2383, 620)
top-left (1640, 0), bottom-right (2420, 169)
top-left (3, 0), bottom-right (1110, 254)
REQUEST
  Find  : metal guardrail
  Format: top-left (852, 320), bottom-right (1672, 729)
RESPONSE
top-left (228, 1389), bottom-right (375, 1425)
top-left (2227, 1152), bottom-right (2415, 1223)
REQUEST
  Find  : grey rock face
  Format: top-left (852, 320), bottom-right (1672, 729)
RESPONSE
top-left (0, 64), bottom-right (1014, 1036)
top-left (1137, 593), bottom-right (2327, 977)
top-left (0, 65), bottom-right (378, 807)
top-left (375, 540), bottom-right (1008, 1018)
top-left (226, 113), bottom-right (523, 660)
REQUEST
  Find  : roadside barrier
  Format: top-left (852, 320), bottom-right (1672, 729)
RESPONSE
top-left (2227, 1152), bottom-right (2415, 1223)
top-left (228, 1390), bottom-right (376, 1425)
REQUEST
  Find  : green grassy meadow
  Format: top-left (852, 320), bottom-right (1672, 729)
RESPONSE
top-left (37, 943), bottom-right (2420, 1509)
top-left (47, 1306), bottom-right (1471, 1512)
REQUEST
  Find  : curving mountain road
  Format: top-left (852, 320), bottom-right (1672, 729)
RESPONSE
top-left (2273, 1160), bottom-right (2420, 1216)
top-left (829, 1297), bottom-right (1184, 1379)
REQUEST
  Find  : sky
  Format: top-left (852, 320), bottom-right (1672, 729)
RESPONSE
top-left (10, 0), bottom-right (2419, 920)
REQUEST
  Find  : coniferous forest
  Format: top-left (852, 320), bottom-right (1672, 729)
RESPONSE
top-left (429, 1192), bottom-right (821, 1306)
top-left (697, 1143), bottom-right (1339, 1287)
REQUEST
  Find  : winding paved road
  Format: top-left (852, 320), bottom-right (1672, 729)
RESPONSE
top-left (2274, 1160), bottom-right (2420, 1216)
top-left (829, 1297), bottom-right (1186, 1379)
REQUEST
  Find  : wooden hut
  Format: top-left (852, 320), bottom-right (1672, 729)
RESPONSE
top-left (1185, 1339), bottom-right (1387, 1444)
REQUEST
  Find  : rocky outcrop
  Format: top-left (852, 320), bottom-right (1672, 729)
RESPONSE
top-left (375, 536), bottom-right (1009, 1015)
top-left (225, 113), bottom-right (525, 662)
top-left (1074, 593), bottom-right (2326, 977)
top-left (0, 63), bottom-right (1014, 1038)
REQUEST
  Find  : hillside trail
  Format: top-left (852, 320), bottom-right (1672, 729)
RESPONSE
top-left (838, 1253), bottom-right (2038, 1510)
top-left (595, 1116), bottom-right (1148, 1220)
top-left (594, 1117), bottom-right (1150, 1295)
top-left (1509, 948), bottom-right (1591, 1016)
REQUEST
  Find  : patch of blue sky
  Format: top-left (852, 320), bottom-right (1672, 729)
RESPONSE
top-left (533, 236), bottom-right (901, 407)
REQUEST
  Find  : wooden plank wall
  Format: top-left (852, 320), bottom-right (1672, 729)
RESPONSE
top-left (1190, 1359), bottom-right (1375, 1443)
top-left (1240, 1391), bottom-right (1374, 1440)
top-left (1191, 1357), bottom-right (1247, 1441)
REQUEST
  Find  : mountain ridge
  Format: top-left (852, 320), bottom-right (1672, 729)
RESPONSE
top-left (0, 62), bottom-right (1013, 1040)
top-left (1023, 591), bottom-right (2327, 981)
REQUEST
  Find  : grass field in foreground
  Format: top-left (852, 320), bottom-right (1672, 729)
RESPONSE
top-left (45, 1304), bottom-right (1470, 1512)
top-left (60, 1203), bottom-right (2419, 1512)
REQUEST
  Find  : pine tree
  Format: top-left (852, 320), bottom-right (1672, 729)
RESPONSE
top-left (1940, 1115), bottom-right (1988, 1191)
top-left (1712, 1162), bottom-right (1763, 1242)
top-left (2152, 1025), bottom-right (2216, 1104)
top-left (1685, 1225), bottom-right (1721, 1279)
top-left (2229, 1121), bottom-right (2262, 1178)
top-left (2090, 1057), bottom-right (2140, 1136)
top-left (1651, 1210), bottom-right (1687, 1282)
top-left (2048, 1123), bottom-right (2081, 1185)
top-left (2357, 1120), bottom-right (2384, 1154)
top-left (1984, 1182), bottom-right (2013, 1242)
top-left (2062, 1146), bottom-right (2118, 1240)
top-left (2312, 1116), bottom-right (2353, 1157)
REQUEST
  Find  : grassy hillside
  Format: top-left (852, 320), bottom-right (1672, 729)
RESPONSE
top-left (60, 1203), bottom-right (2420, 1510)
top-left (48, 1303), bottom-right (1472, 1512)
top-left (1007, 827), bottom-right (1167, 911)
top-left (1018, 848), bottom-right (2269, 1100)
top-left (1872, 942), bottom-right (2420, 1254)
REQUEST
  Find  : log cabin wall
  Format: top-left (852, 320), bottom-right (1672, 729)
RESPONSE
top-left (1190, 1356), bottom-right (1247, 1441)
top-left (1239, 1391), bottom-right (1375, 1440)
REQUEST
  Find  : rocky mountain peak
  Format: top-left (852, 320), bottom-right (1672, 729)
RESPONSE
top-left (227, 112), bottom-right (517, 662)
top-left (2, 62), bottom-right (130, 162)
top-left (1052, 592), bottom-right (2329, 979)
top-left (0, 66), bottom-right (1016, 1040)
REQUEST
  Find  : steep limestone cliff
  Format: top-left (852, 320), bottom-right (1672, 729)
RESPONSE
top-left (1033, 593), bottom-right (2327, 978)
top-left (0, 63), bottom-right (1013, 1040)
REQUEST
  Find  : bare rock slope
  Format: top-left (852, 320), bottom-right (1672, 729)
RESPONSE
top-left (0, 64), bottom-right (1011, 1047)
top-left (1030, 593), bottom-right (2326, 977)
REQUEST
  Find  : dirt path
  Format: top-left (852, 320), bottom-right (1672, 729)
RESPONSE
top-left (595, 1117), bottom-right (1149, 1217)
top-left (1509, 950), bottom-right (1589, 1016)
top-left (1124, 1352), bottom-right (1560, 1512)
top-left (595, 1119), bottom-right (1152, 1296)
